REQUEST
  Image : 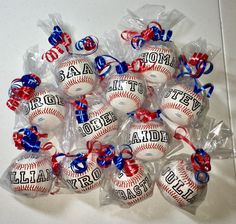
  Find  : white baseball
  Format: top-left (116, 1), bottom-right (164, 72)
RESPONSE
top-left (160, 84), bottom-right (204, 126)
top-left (129, 121), bottom-right (169, 161)
top-left (77, 102), bottom-right (118, 142)
top-left (157, 159), bottom-right (207, 208)
top-left (23, 90), bottom-right (66, 131)
top-left (57, 56), bottom-right (96, 97)
top-left (111, 163), bottom-right (154, 207)
top-left (106, 73), bottom-right (145, 113)
top-left (141, 45), bottom-right (176, 84)
top-left (60, 154), bottom-right (103, 193)
top-left (9, 153), bottom-right (54, 197)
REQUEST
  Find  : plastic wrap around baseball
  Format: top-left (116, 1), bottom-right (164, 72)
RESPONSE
top-left (99, 145), bottom-right (155, 208)
top-left (69, 93), bottom-right (119, 145)
top-left (118, 108), bottom-right (180, 161)
top-left (156, 154), bottom-right (208, 214)
top-left (0, 152), bottom-right (55, 198)
top-left (95, 31), bottom-right (148, 113)
top-left (120, 5), bottom-right (185, 85)
top-left (16, 85), bottom-right (67, 132)
top-left (38, 14), bottom-right (73, 63)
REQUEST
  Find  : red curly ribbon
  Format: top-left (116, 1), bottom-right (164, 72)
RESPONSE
top-left (136, 108), bottom-right (157, 123)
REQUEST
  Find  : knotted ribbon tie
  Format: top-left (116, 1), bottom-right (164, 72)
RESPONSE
top-left (177, 53), bottom-right (214, 98)
top-left (13, 126), bottom-right (53, 152)
top-left (75, 36), bottom-right (99, 55)
top-left (95, 54), bottom-right (149, 79)
top-left (71, 96), bottom-right (89, 124)
top-left (7, 74), bottom-right (41, 111)
top-left (174, 132), bottom-right (211, 184)
top-left (121, 21), bottom-right (172, 49)
top-left (128, 108), bottom-right (160, 123)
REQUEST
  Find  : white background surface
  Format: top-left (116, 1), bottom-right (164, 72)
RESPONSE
top-left (0, 0), bottom-right (235, 223)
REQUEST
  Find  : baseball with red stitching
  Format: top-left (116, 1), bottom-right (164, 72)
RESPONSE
top-left (111, 163), bottom-right (154, 207)
top-left (60, 154), bottom-right (103, 193)
top-left (56, 56), bottom-right (96, 97)
top-left (22, 90), bottom-right (66, 131)
top-left (141, 45), bottom-right (176, 84)
top-left (77, 102), bottom-right (118, 142)
top-left (160, 84), bottom-right (204, 126)
top-left (129, 121), bottom-right (169, 161)
top-left (106, 73), bottom-right (145, 113)
top-left (8, 152), bottom-right (54, 197)
top-left (157, 159), bottom-right (207, 208)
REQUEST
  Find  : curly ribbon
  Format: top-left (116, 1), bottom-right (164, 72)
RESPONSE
top-left (13, 126), bottom-right (53, 152)
top-left (177, 53), bottom-right (214, 98)
top-left (75, 36), bottom-right (99, 55)
top-left (95, 54), bottom-right (149, 79)
top-left (43, 32), bottom-right (72, 63)
top-left (96, 144), bottom-right (115, 168)
top-left (174, 132), bottom-right (211, 184)
top-left (135, 108), bottom-right (158, 123)
top-left (6, 74), bottom-right (41, 111)
top-left (113, 145), bottom-right (139, 177)
top-left (48, 26), bottom-right (63, 46)
top-left (121, 21), bottom-right (172, 50)
top-left (71, 96), bottom-right (89, 124)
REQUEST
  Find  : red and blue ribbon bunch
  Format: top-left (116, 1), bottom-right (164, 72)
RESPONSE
top-left (7, 74), bottom-right (41, 111)
top-left (75, 35), bottom-right (99, 55)
top-left (71, 96), bottom-right (89, 124)
top-left (128, 108), bottom-right (161, 123)
top-left (13, 126), bottom-right (53, 153)
top-left (174, 132), bottom-right (211, 184)
top-left (177, 53), bottom-right (214, 98)
top-left (121, 21), bottom-right (172, 49)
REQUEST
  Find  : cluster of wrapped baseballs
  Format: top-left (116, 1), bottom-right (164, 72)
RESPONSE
top-left (1, 6), bottom-right (227, 215)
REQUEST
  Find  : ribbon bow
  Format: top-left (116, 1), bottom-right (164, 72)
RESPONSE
top-left (13, 126), bottom-right (53, 152)
top-left (75, 36), bottom-right (99, 55)
top-left (177, 53), bottom-right (214, 98)
top-left (121, 21), bottom-right (172, 49)
top-left (48, 26), bottom-right (64, 46)
top-left (7, 74), bottom-right (41, 111)
top-left (174, 132), bottom-right (211, 184)
top-left (71, 96), bottom-right (89, 124)
top-left (95, 54), bottom-right (148, 79)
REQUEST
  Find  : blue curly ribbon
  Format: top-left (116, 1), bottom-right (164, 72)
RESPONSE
top-left (48, 26), bottom-right (63, 46)
top-left (177, 55), bottom-right (214, 98)
top-left (96, 145), bottom-right (115, 168)
top-left (70, 153), bottom-right (88, 174)
top-left (95, 55), bottom-right (128, 78)
top-left (17, 126), bottom-right (42, 152)
top-left (73, 98), bottom-right (89, 124)
top-left (21, 74), bottom-right (41, 89)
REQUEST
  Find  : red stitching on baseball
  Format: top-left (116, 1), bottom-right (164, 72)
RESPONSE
top-left (131, 122), bottom-right (162, 130)
top-left (33, 90), bottom-right (51, 97)
top-left (133, 143), bottom-right (167, 156)
top-left (58, 58), bottom-right (89, 69)
top-left (28, 107), bottom-right (65, 124)
top-left (107, 91), bottom-right (143, 109)
top-left (110, 75), bottom-right (142, 81)
top-left (14, 185), bottom-right (49, 193)
top-left (88, 103), bottom-right (111, 118)
top-left (178, 84), bottom-right (204, 102)
top-left (157, 181), bottom-right (186, 207)
top-left (63, 76), bottom-right (95, 93)
top-left (144, 46), bottom-right (174, 54)
top-left (87, 123), bottom-right (118, 141)
top-left (160, 102), bottom-right (194, 120)
top-left (177, 160), bottom-right (203, 191)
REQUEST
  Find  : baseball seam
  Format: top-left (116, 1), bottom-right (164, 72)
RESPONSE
top-left (144, 46), bottom-right (174, 54)
top-left (133, 143), bottom-right (167, 156)
top-left (88, 103), bottom-right (110, 118)
top-left (12, 158), bottom-right (50, 171)
top-left (179, 84), bottom-right (203, 102)
top-left (28, 107), bottom-right (65, 123)
top-left (14, 185), bottom-right (49, 193)
top-left (58, 58), bottom-right (89, 69)
top-left (131, 123), bottom-right (162, 130)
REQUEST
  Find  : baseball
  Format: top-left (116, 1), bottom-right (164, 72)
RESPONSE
top-left (106, 73), bottom-right (145, 113)
top-left (56, 55), bottom-right (96, 97)
top-left (160, 84), bottom-right (204, 126)
top-left (22, 89), bottom-right (66, 131)
top-left (77, 101), bottom-right (119, 142)
top-left (141, 45), bottom-right (176, 84)
top-left (111, 163), bottom-right (154, 207)
top-left (60, 153), bottom-right (103, 193)
top-left (8, 152), bottom-right (54, 197)
top-left (129, 121), bottom-right (169, 161)
top-left (157, 159), bottom-right (207, 208)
